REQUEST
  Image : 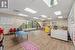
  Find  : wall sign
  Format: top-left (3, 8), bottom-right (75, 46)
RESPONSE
top-left (0, 0), bottom-right (8, 8)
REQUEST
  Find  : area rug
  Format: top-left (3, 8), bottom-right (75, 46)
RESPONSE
top-left (21, 41), bottom-right (39, 50)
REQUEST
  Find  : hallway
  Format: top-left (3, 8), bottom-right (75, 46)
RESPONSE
top-left (4, 30), bottom-right (74, 50)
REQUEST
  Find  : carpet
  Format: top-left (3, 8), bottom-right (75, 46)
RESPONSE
top-left (21, 41), bottom-right (39, 50)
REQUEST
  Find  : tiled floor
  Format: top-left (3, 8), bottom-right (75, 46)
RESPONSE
top-left (4, 30), bottom-right (75, 50)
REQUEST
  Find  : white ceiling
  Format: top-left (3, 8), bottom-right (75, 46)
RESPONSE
top-left (0, 0), bottom-right (74, 20)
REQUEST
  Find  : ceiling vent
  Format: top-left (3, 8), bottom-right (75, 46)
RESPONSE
top-left (13, 9), bottom-right (20, 12)
top-left (43, 0), bottom-right (58, 7)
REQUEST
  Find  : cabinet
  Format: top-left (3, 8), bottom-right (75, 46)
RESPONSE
top-left (51, 29), bottom-right (68, 41)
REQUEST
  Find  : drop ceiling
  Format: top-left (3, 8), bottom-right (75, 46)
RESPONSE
top-left (0, 0), bottom-right (74, 20)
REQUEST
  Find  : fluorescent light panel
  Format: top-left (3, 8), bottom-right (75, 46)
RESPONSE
top-left (41, 15), bottom-right (47, 18)
top-left (33, 17), bottom-right (39, 19)
top-left (18, 13), bottom-right (28, 17)
top-left (24, 8), bottom-right (37, 14)
top-left (58, 16), bottom-right (63, 18)
top-left (54, 11), bottom-right (62, 15)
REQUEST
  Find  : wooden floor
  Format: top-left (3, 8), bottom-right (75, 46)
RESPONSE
top-left (4, 30), bottom-right (75, 50)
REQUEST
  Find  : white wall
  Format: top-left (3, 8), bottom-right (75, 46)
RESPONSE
top-left (68, 4), bottom-right (74, 40)
top-left (68, 2), bottom-right (75, 45)
top-left (0, 13), bottom-right (26, 34)
top-left (52, 19), bottom-right (68, 27)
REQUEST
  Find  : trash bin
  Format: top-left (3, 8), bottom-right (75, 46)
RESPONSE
top-left (15, 31), bottom-right (28, 43)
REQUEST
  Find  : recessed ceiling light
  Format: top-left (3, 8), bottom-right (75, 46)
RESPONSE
top-left (58, 16), bottom-right (63, 18)
top-left (41, 15), bottom-right (47, 18)
top-left (24, 8), bottom-right (37, 14)
top-left (33, 17), bottom-right (39, 19)
top-left (54, 11), bottom-right (62, 15)
top-left (18, 13), bottom-right (28, 17)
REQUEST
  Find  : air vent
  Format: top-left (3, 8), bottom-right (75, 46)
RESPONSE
top-left (43, 0), bottom-right (58, 7)
top-left (13, 9), bottom-right (20, 12)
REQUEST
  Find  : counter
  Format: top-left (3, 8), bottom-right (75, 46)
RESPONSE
top-left (51, 29), bottom-right (68, 41)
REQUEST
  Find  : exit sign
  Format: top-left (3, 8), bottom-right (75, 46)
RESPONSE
top-left (0, 0), bottom-right (8, 8)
